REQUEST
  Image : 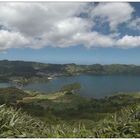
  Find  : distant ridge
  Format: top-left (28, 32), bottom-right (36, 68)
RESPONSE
top-left (0, 59), bottom-right (138, 67)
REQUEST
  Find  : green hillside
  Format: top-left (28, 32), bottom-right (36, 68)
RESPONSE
top-left (1, 60), bottom-right (140, 85)
top-left (0, 87), bottom-right (140, 137)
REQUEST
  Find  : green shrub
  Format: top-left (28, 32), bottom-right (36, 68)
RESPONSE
top-left (95, 105), bottom-right (140, 138)
top-left (0, 104), bottom-right (94, 138)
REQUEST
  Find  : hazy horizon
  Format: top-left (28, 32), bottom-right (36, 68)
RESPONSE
top-left (1, 58), bottom-right (140, 66)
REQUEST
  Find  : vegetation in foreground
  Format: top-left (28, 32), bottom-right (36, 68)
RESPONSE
top-left (1, 102), bottom-right (140, 138)
top-left (0, 87), bottom-right (140, 137)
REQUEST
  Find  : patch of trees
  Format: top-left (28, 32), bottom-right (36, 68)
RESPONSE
top-left (60, 82), bottom-right (81, 94)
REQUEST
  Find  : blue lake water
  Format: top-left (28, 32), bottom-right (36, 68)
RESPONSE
top-left (23, 75), bottom-right (140, 98)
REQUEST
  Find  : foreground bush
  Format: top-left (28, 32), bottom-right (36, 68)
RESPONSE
top-left (1, 103), bottom-right (140, 138)
top-left (95, 105), bottom-right (140, 138)
top-left (0, 104), bottom-right (93, 138)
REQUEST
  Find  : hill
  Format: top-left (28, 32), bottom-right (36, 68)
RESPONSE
top-left (0, 87), bottom-right (140, 137)
top-left (0, 60), bottom-right (140, 77)
top-left (0, 89), bottom-right (140, 137)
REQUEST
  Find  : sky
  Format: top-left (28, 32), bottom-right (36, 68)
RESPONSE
top-left (0, 2), bottom-right (140, 64)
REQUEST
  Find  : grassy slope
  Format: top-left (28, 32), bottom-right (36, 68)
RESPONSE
top-left (0, 87), bottom-right (140, 137)
top-left (1, 102), bottom-right (140, 138)
top-left (0, 104), bottom-right (94, 138)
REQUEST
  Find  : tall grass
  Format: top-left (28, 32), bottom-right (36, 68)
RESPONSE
top-left (1, 103), bottom-right (140, 138)
top-left (95, 105), bottom-right (140, 138)
top-left (0, 104), bottom-right (94, 138)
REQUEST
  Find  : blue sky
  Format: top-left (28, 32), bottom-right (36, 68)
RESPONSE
top-left (0, 2), bottom-right (140, 64)
top-left (1, 46), bottom-right (140, 65)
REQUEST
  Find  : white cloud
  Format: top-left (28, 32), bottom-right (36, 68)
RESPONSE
top-left (0, 30), bottom-right (29, 50)
top-left (0, 3), bottom-right (88, 37)
top-left (0, 2), bottom-right (139, 51)
top-left (117, 35), bottom-right (140, 48)
top-left (128, 18), bottom-right (140, 31)
top-left (70, 32), bottom-right (115, 48)
top-left (0, 2), bottom-right (92, 50)
top-left (38, 17), bottom-right (92, 47)
top-left (91, 3), bottom-right (134, 30)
